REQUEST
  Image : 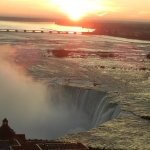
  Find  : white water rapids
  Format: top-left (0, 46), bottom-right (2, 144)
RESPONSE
top-left (0, 58), bottom-right (121, 139)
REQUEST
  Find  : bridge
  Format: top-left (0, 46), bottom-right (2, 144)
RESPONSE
top-left (0, 29), bottom-right (92, 35)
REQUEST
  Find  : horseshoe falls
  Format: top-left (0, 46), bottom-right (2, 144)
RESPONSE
top-left (46, 84), bottom-right (121, 138)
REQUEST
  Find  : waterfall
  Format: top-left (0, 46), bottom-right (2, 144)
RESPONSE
top-left (48, 84), bottom-right (121, 129)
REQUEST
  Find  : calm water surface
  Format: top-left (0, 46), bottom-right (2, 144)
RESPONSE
top-left (0, 20), bottom-right (94, 32)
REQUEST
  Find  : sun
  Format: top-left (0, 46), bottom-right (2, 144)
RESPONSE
top-left (52, 0), bottom-right (87, 20)
top-left (62, 7), bottom-right (85, 20)
top-left (61, 6), bottom-right (86, 20)
top-left (49, 0), bottom-right (101, 20)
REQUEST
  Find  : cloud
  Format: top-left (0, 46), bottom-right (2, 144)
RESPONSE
top-left (98, 12), bottom-right (109, 17)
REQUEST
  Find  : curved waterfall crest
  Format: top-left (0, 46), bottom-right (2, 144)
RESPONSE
top-left (47, 84), bottom-right (121, 128)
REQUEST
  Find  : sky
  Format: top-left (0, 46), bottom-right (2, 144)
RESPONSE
top-left (0, 0), bottom-right (150, 21)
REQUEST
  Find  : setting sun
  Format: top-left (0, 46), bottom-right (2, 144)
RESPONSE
top-left (49, 0), bottom-right (101, 20)
top-left (61, 6), bottom-right (85, 20)
top-left (0, 0), bottom-right (150, 21)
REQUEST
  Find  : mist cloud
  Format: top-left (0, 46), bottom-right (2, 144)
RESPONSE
top-left (0, 45), bottom-right (90, 139)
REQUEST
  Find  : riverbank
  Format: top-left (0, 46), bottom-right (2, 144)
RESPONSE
top-left (57, 20), bottom-right (150, 41)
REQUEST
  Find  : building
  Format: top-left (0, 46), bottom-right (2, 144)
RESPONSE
top-left (0, 118), bottom-right (89, 150)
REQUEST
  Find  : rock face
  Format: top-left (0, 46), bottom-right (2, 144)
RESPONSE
top-left (52, 49), bottom-right (70, 57)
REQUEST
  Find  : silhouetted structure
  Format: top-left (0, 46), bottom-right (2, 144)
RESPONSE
top-left (0, 118), bottom-right (89, 150)
top-left (0, 118), bottom-right (15, 139)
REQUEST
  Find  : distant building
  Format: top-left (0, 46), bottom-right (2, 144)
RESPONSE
top-left (0, 118), bottom-right (89, 150)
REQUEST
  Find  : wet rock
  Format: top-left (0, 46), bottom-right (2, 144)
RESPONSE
top-left (52, 49), bottom-right (70, 57)
top-left (100, 66), bottom-right (105, 69)
top-left (146, 53), bottom-right (150, 59)
top-left (141, 116), bottom-right (150, 120)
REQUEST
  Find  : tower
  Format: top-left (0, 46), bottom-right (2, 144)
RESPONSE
top-left (2, 118), bottom-right (8, 126)
top-left (0, 118), bottom-right (15, 139)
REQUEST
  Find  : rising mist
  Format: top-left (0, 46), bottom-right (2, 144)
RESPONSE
top-left (0, 45), bottom-right (91, 139)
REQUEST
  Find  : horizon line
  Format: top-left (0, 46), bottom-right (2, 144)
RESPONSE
top-left (0, 15), bottom-right (150, 24)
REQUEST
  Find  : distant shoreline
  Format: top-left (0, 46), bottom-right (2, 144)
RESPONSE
top-left (56, 20), bottom-right (150, 41)
top-left (1, 16), bottom-right (150, 24)
top-left (1, 16), bottom-right (150, 41)
top-left (0, 16), bottom-right (57, 22)
top-left (82, 31), bottom-right (150, 41)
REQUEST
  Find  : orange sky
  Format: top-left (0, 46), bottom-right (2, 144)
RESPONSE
top-left (0, 0), bottom-right (150, 21)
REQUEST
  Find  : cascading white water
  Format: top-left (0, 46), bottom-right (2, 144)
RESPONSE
top-left (0, 45), bottom-right (121, 140)
top-left (48, 84), bottom-right (121, 130)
